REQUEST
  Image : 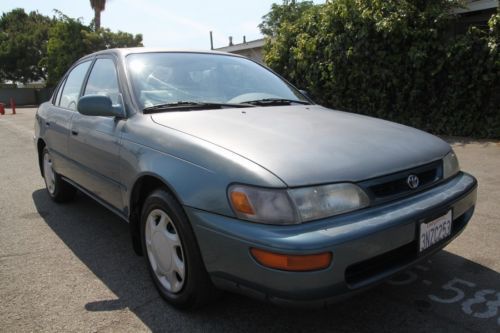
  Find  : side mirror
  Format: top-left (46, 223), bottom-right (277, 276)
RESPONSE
top-left (77, 95), bottom-right (124, 117)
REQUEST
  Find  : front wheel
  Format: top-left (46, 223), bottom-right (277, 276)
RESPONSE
top-left (42, 148), bottom-right (76, 202)
top-left (140, 189), bottom-right (217, 309)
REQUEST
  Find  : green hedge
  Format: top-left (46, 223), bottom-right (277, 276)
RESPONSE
top-left (264, 0), bottom-right (500, 138)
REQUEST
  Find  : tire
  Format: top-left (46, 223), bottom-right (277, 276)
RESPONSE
top-left (42, 148), bottom-right (76, 203)
top-left (140, 188), bottom-right (217, 309)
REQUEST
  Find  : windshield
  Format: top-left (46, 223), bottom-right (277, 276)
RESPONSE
top-left (126, 52), bottom-right (309, 110)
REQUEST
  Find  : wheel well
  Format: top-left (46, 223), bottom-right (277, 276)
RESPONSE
top-left (129, 175), bottom-right (178, 256)
top-left (37, 139), bottom-right (46, 177)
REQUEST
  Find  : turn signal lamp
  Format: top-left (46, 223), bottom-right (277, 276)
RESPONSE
top-left (250, 248), bottom-right (332, 272)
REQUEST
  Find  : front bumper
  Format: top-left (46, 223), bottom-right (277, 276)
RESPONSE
top-left (186, 172), bottom-right (477, 307)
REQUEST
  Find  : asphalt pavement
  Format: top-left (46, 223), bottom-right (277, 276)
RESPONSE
top-left (1, 108), bottom-right (499, 332)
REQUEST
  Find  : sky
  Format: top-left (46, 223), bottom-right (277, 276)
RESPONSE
top-left (1, 0), bottom-right (325, 50)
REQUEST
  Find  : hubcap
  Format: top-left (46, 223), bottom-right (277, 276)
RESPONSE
top-left (145, 209), bottom-right (185, 293)
top-left (43, 152), bottom-right (56, 195)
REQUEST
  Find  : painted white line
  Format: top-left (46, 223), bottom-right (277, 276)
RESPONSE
top-left (462, 290), bottom-right (500, 319)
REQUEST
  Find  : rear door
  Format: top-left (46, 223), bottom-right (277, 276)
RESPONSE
top-left (67, 57), bottom-right (126, 211)
top-left (43, 60), bottom-right (92, 176)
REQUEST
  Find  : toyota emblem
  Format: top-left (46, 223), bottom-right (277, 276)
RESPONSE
top-left (407, 174), bottom-right (420, 189)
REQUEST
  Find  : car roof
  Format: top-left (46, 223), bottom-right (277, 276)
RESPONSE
top-left (81, 47), bottom-right (244, 60)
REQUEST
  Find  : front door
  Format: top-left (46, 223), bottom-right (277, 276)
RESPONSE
top-left (67, 57), bottom-right (125, 211)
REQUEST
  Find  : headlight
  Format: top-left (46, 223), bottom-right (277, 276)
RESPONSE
top-left (228, 183), bottom-right (370, 225)
top-left (288, 183), bottom-right (370, 222)
top-left (228, 185), bottom-right (297, 224)
top-left (443, 150), bottom-right (460, 179)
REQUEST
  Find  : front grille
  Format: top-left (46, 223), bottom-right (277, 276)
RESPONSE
top-left (359, 160), bottom-right (442, 204)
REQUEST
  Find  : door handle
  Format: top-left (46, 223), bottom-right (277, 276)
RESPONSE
top-left (71, 130), bottom-right (79, 136)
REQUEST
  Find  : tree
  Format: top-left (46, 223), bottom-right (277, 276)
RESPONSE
top-left (89, 0), bottom-right (106, 30)
top-left (259, 0), bottom-right (314, 37)
top-left (0, 8), bottom-right (142, 86)
top-left (82, 28), bottom-right (143, 50)
top-left (262, 0), bottom-right (500, 137)
top-left (0, 9), bottom-right (53, 84)
top-left (46, 11), bottom-right (143, 86)
top-left (46, 13), bottom-right (90, 86)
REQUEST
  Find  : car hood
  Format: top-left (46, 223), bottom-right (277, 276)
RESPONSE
top-left (151, 105), bottom-right (450, 187)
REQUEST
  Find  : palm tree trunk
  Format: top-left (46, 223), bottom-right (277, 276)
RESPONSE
top-left (94, 8), bottom-right (101, 30)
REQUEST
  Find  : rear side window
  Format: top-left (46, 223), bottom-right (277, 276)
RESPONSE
top-left (84, 58), bottom-right (120, 104)
top-left (58, 61), bottom-right (91, 110)
top-left (54, 78), bottom-right (66, 106)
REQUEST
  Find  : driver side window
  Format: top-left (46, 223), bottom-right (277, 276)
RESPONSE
top-left (84, 58), bottom-right (121, 105)
top-left (58, 61), bottom-right (91, 111)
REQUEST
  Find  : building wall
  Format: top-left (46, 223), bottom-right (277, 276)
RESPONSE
top-left (215, 39), bottom-right (266, 64)
top-left (231, 47), bottom-right (264, 63)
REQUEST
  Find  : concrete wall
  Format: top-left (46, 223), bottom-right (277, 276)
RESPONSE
top-left (231, 47), bottom-right (264, 64)
top-left (216, 38), bottom-right (266, 64)
top-left (0, 88), bottom-right (54, 106)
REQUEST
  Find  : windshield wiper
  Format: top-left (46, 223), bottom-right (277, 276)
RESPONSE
top-left (143, 101), bottom-right (253, 114)
top-left (239, 98), bottom-right (311, 106)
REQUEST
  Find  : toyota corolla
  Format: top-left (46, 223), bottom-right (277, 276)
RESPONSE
top-left (34, 48), bottom-right (477, 309)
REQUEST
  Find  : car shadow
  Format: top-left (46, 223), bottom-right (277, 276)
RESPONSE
top-left (32, 189), bottom-right (500, 332)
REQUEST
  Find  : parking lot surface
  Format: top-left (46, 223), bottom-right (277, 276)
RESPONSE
top-left (1, 108), bottom-right (499, 332)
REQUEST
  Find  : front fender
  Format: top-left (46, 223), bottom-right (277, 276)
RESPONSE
top-left (120, 116), bottom-right (285, 217)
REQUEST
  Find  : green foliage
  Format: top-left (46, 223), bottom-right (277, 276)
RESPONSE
top-left (46, 11), bottom-right (143, 86)
top-left (45, 12), bottom-right (143, 86)
top-left (0, 8), bottom-right (53, 84)
top-left (46, 13), bottom-right (90, 86)
top-left (82, 29), bottom-right (143, 51)
top-left (259, 0), bottom-right (315, 37)
top-left (0, 8), bottom-right (143, 86)
top-left (263, 0), bottom-right (500, 138)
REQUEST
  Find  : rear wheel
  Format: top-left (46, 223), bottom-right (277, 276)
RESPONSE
top-left (140, 188), bottom-right (217, 309)
top-left (42, 148), bottom-right (76, 202)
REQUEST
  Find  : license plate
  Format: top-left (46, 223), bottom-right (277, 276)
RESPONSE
top-left (419, 210), bottom-right (452, 252)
